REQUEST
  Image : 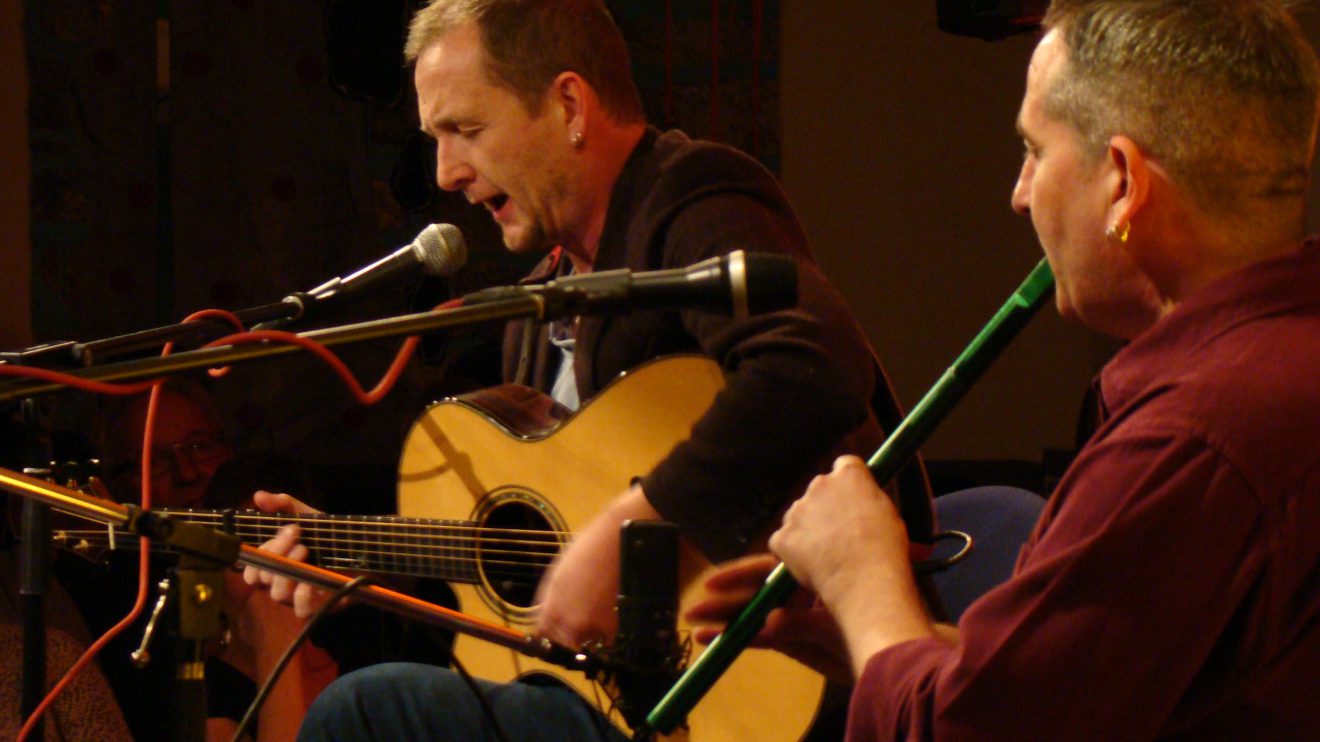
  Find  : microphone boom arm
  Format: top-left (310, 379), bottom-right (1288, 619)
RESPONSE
top-left (0, 292), bottom-right (557, 403)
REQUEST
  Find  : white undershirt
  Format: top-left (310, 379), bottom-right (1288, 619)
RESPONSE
top-left (549, 323), bottom-right (579, 411)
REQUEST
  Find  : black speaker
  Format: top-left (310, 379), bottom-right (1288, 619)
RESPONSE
top-left (936, 0), bottom-right (1048, 41)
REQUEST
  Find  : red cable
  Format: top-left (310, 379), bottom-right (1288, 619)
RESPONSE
top-left (202, 329), bottom-right (420, 406)
top-left (14, 376), bottom-right (178, 741)
top-left (16, 308), bottom-right (237, 740)
top-left (13, 300), bottom-right (465, 738)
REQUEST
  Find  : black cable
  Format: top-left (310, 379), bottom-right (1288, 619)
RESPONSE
top-left (228, 575), bottom-right (376, 742)
top-left (450, 652), bottom-right (512, 742)
top-left (913, 530), bottom-right (975, 576)
top-left (452, 644), bottom-right (625, 742)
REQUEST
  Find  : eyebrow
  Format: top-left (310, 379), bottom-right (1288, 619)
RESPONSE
top-left (419, 114), bottom-right (472, 138)
top-left (1016, 117), bottom-right (1041, 149)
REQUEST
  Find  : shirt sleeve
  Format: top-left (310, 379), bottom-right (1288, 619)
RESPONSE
top-left (846, 425), bottom-right (1266, 741)
top-left (639, 185), bottom-right (881, 562)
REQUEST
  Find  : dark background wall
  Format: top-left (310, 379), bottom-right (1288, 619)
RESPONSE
top-left (783, 0), bottom-right (1320, 473)
top-left (782, 2), bottom-right (1110, 468)
top-left (1, 0), bottom-right (31, 352)
top-left (4, 1), bottom-right (1320, 492)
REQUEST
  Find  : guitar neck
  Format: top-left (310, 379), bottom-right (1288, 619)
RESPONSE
top-left (235, 510), bottom-right (486, 583)
top-left (55, 509), bottom-right (537, 585)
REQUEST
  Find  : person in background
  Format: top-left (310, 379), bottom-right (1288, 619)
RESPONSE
top-left (57, 378), bottom-right (336, 742)
top-left (1, 407), bottom-right (133, 741)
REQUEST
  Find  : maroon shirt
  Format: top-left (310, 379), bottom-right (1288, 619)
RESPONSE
top-left (849, 241), bottom-right (1320, 740)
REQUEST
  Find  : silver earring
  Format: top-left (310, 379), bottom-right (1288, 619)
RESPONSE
top-left (570, 131), bottom-right (585, 149)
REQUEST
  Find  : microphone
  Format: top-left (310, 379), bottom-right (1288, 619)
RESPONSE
top-left (253, 223), bottom-right (467, 329)
top-left (612, 520), bottom-right (682, 731)
top-left (461, 250), bottom-right (798, 319)
top-left (305, 223), bottom-right (467, 303)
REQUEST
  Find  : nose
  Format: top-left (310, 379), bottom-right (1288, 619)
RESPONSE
top-left (434, 138), bottom-right (475, 192)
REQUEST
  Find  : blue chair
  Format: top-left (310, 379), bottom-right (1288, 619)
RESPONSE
top-left (929, 486), bottom-right (1046, 621)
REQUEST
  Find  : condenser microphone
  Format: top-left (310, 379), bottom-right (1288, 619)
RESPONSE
top-left (461, 250), bottom-right (799, 319)
top-left (613, 520), bottom-right (682, 731)
top-left (305, 222), bottom-right (467, 303)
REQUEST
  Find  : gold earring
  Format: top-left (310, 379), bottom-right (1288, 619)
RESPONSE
top-left (570, 131), bottom-right (585, 149)
top-left (1106, 221), bottom-right (1131, 243)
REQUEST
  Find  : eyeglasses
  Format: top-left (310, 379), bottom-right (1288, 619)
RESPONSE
top-left (122, 431), bottom-right (231, 480)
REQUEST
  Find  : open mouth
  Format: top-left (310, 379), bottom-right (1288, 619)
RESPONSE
top-left (486, 194), bottom-right (510, 216)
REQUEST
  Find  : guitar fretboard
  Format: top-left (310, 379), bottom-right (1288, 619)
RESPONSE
top-left (54, 509), bottom-right (564, 588)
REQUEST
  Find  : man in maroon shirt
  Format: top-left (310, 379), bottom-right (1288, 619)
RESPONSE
top-left (694, 1), bottom-right (1320, 738)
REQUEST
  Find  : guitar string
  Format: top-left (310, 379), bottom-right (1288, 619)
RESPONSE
top-left (51, 512), bottom-right (594, 579)
top-left (52, 526), bottom-right (567, 548)
top-left (52, 521), bottom-right (571, 580)
top-left (55, 510), bottom-right (574, 537)
top-left (51, 531), bottom-right (553, 586)
top-left (52, 529), bottom-right (563, 563)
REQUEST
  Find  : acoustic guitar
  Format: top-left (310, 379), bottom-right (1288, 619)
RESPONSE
top-left (396, 354), bottom-right (824, 741)
top-left (52, 356), bottom-right (825, 741)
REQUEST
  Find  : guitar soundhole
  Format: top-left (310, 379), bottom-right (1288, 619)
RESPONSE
top-left (476, 492), bottom-right (564, 618)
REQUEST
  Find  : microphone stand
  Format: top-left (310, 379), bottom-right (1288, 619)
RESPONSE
top-left (0, 288), bottom-right (624, 736)
top-left (0, 250), bottom-right (782, 400)
top-left (0, 467), bottom-right (595, 670)
top-left (72, 298), bottom-right (309, 367)
top-left (18, 492), bottom-right (48, 737)
top-left (0, 260), bottom-right (772, 735)
top-left (0, 290), bottom-right (573, 403)
top-left (18, 400), bottom-right (51, 741)
top-left (0, 301), bottom-right (307, 370)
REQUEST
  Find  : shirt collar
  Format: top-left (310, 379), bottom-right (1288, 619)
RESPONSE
top-left (1100, 238), bottom-right (1320, 412)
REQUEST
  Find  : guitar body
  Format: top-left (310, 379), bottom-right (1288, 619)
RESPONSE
top-left (397, 355), bottom-right (824, 741)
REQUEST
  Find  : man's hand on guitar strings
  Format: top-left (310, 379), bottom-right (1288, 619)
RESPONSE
top-left (534, 485), bottom-right (662, 648)
top-left (241, 490), bottom-right (329, 619)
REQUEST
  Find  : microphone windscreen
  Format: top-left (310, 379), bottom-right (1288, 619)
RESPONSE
top-left (412, 223), bottom-right (468, 277)
top-left (743, 253), bottom-right (799, 314)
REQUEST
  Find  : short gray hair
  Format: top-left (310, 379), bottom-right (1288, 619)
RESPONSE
top-left (1043, 0), bottom-right (1320, 214)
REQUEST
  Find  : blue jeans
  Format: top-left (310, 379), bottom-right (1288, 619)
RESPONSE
top-left (299, 487), bottom-right (1044, 741)
top-left (297, 662), bottom-right (631, 742)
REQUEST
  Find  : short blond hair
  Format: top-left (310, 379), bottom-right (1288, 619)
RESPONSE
top-left (405, 0), bottom-right (644, 122)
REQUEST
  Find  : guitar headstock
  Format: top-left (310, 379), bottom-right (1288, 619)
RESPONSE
top-left (5, 459), bottom-right (124, 565)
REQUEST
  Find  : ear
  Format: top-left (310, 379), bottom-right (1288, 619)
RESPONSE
top-left (1106, 135), bottom-right (1150, 229)
top-left (549, 71), bottom-right (589, 135)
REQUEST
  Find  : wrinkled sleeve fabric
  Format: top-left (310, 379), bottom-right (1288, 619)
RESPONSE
top-left (632, 145), bottom-right (880, 562)
top-left (847, 424), bottom-right (1264, 741)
